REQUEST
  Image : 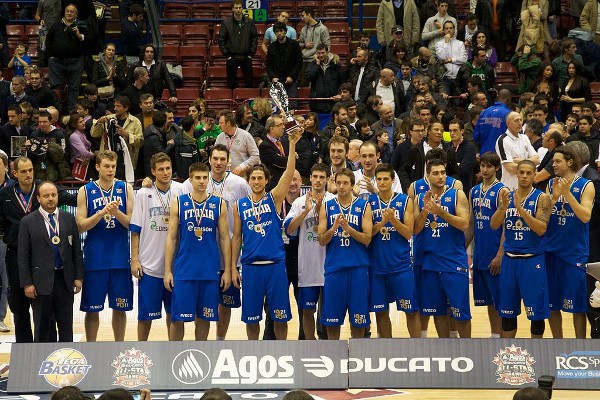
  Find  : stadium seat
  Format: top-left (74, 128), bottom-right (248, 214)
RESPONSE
top-left (233, 88), bottom-right (261, 103)
top-left (209, 45), bottom-right (227, 67)
top-left (190, 3), bottom-right (217, 19)
top-left (322, 0), bottom-right (347, 18)
top-left (494, 62), bottom-right (518, 85)
top-left (159, 25), bottom-right (183, 45)
top-left (212, 24), bottom-right (221, 43)
top-left (269, 1), bottom-right (295, 19)
top-left (161, 46), bottom-right (180, 65)
top-left (330, 43), bottom-right (350, 66)
top-left (204, 88), bottom-right (234, 110)
top-left (327, 22), bottom-right (350, 44)
top-left (295, 86), bottom-right (311, 111)
top-left (182, 66), bottom-right (204, 88)
top-left (180, 45), bottom-right (206, 68)
top-left (455, 0), bottom-right (471, 16)
top-left (207, 66), bottom-right (229, 88)
top-left (296, 1), bottom-right (321, 14)
top-left (25, 25), bottom-right (39, 47)
top-left (217, 3), bottom-right (232, 18)
top-left (183, 25), bottom-right (211, 46)
top-left (163, 3), bottom-right (190, 19)
top-left (591, 82), bottom-right (600, 103)
top-left (6, 25), bottom-right (25, 51)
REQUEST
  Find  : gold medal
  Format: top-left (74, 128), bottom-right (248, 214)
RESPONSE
top-left (476, 212), bottom-right (482, 220)
top-left (254, 224), bottom-right (263, 233)
top-left (341, 230), bottom-right (350, 238)
top-left (162, 216), bottom-right (170, 224)
top-left (430, 221), bottom-right (438, 230)
top-left (51, 236), bottom-right (60, 245)
top-left (312, 225), bottom-right (318, 232)
top-left (559, 208), bottom-right (567, 217)
top-left (194, 228), bottom-right (203, 237)
top-left (515, 219), bottom-right (523, 229)
top-left (380, 227), bottom-right (388, 235)
top-left (103, 214), bottom-right (112, 222)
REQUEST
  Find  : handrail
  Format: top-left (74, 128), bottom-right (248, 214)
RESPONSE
top-left (145, 0), bottom-right (163, 56)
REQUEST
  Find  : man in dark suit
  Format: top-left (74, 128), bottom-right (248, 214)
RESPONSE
top-left (18, 181), bottom-right (82, 342)
top-left (259, 114), bottom-right (289, 191)
top-left (0, 70), bottom-right (10, 123)
top-left (0, 105), bottom-right (32, 161)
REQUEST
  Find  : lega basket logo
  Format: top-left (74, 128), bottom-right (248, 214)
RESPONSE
top-left (38, 348), bottom-right (91, 388)
top-left (172, 349), bottom-right (211, 384)
top-left (493, 344), bottom-right (536, 386)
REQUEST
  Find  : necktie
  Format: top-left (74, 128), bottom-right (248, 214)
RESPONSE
top-left (276, 140), bottom-right (285, 157)
top-left (49, 213), bottom-right (62, 269)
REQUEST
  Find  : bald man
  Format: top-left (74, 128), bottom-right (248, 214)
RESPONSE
top-left (366, 68), bottom-right (406, 118)
top-left (495, 111), bottom-right (540, 190)
top-left (371, 104), bottom-right (403, 148)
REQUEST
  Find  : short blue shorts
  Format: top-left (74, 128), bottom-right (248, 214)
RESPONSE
top-left (138, 274), bottom-right (172, 320)
top-left (80, 269), bottom-right (133, 312)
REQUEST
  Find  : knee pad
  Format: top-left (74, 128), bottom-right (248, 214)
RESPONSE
top-left (502, 317), bottom-right (517, 332)
top-left (530, 320), bottom-right (545, 336)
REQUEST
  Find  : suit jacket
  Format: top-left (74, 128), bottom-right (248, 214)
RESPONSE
top-left (259, 136), bottom-right (289, 191)
top-left (399, 141), bottom-right (459, 192)
top-left (18, 210), bottom-right (83, 296)
top-left (365, 79), bottom-right (407, 117)
top-left (0, 123), bottom-right (32, 158)
top-left (583, 166), bottom-right (600, 263)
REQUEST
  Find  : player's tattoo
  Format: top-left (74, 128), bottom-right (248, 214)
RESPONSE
top-left (536, 194), bottom-right (551, 224)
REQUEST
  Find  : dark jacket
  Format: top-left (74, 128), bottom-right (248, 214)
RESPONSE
top-left (365, 79), bottom-right (407, 117)
top-left (174, 129), bottom-right (199, 180)
top-left (282, 129), bottom-right (315, 179)
top-left (458, 61), bottom-right (496, 93)
top-left (306, 53), bottom-right (343, 113)
top-left (128, 60), bottom-right (176, 99)
top-left (447, 139), bottom-right (477, 194)
top-left (143, 124), bottom-right (175, 176)
top-left (345, 62), bottom-right (380, 105)
top-left (266, 38), bottom-right (302, 82)
top-left (91, 54), bottom-right (128, 93)
top-left (399, 141), bottom-right (459, 192)
top-left (218, 15), bottom-right (258, 57)
top-left (0, 179), bottom-right (77, 250)
top-left (371, 118), bottom-right (404, 147)
top-left (26, 85), bottom-right (57, 109)
top-left (0, 123), bottom-right (32, 159)
top-left (259, 136), bottom-right (289, 191)
top-left (320, 120), bottom-right (358, 164)
top-left (30, 128), bottom-right (71, 181)
top-left (566, 130), bottom-right (600, 168)
top-left (583, 166), bottom-right (600, 263)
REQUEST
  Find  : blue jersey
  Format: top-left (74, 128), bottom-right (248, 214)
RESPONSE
top-left (324, 196), bottom-right (370, 273)
top-left (418, 188), bottom-right (468, 274)
top-left (83, 180), bottom-right (129, 271)
top-left (412, 176), bottom-right (458, 266)
top-left (503, 188), bottom-right (545, 255)
top-left (470, 181), bottom-right (505, 270)
top-left (174, 194), bottom-right (222, 281)
top-left (368, 192), bottom-right (411, 274)
top-left (546, 176), bottom-right (590, 264)
top-left (238, 192), bottom-right (285, 264)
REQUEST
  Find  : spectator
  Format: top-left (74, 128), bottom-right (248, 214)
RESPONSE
top-left (375, 130), bottom-right (392, 164)
top-left (458, 13), bottom-right (479, 47)
top-left (559, 61), bottom-right (591, 118)
top-left (363, 94), bottom-right (383, 125)
top-left (259, 114), bottom-right (290, 191)
top-left (532, 62), bottom-right (558, 109)
top-left (82, 85), bottom-right (107, 119)
top-left (128, 44), bottom-right (177, 104)
top-left (4, 76), bottom-right (38, 121)
top-left (547, 0), bottom-right (561, 40)
top-left (473, 88), bottom-right (512, 154)
top-left (463, 104), bottom-right (482, 141)
top-left (320, 102), bottom-right (358, 163)
top-left (371, 104), bottom-right (403, 148)
top-left (572, 0), bottom-right (589, 27)
top-left (524, 118), bottom-right (544, 151)
top-left (566, 115), bottom-right (600, 167)
top-left (0, 105), bottom-right (32, 159)
top-left (236, 102), bottom-right (265, 138)
top-left (29, 111), bottom-right (71, 181)
top-left (252, 97), bottom-right (272, 126)
top-left (0, 69), bottom-right (9, 117)
top-left (447, 118), bottom-right (476, 193)
top-left (136, 93), bottom-right (155, 131)
top-left (552, 39), bottom-right (584, 89)
top-left (188, 103), bottom-right (202, 129)
top-left (298, 6), bottom-right (330, 87)
top-left (332, 82), bottom-right (354, 103)
top-left (214, 109), bottom-right (260, 176)
top-left (468, 30), bottom-right (498, 67)
top-left (392, 118), bottom-right (425, 172)
top-left (304, 112), bottom-right (321, 163)
top-left (580, 0), bottom-right (600, 45)
top-left (91, 43), bottom-right (128, 100)
top-left (262, 11), bottom-right (296, 55)
top-left (218, 0), bottom-right (258, 88)
top-left (415, 75), bottom-right (446, 109)
top-left (383, 42), bottom-right (410, 76)
top-left (67, 113), bottom-right (94, 179)
top-left (7, 43), bottom-right (31, 77)
top-left (565, 112), bottom-right (579, 137)
top-left (366, 68), bottom-right (406, 118)
top-left (36, 0), bottom-right (62, 67)
top-left (121, 67), bottom-right (149, 117)
top-left (421, 0), bottom-right (457, 26)
top-left (421, 0), bottom-right (457, 55)
top-left (306, 44), bottom-right (343, 114)
top-left (45, 4), bottom-right (86, 112)
top-left (532, 104), bottom-right (551, 132)
top-left (266, 22), bottom-right (302, 110)
top-left (495, 111), bottom-right (539, 190)
top-left (346, 49), bottom-right (380, 105)
top-left (376, 0), bottom-right (420, 61)
top-left (517, 0), bottom-right (552, 55)
top-left (174, 116), bottom-right (200, 179)
top-left (26, 69), bottom-right (57, 111)
top-left (411, 47), bottom-right (446, 93)
top-left (91, 96), bottom-right (143, 181)
top-left (195, 108), bottom-right (221, 155)
top-left (143, 110), bottom-right (175, 176)
top-left (345, 100), bottom-right (359, 127)
top-left (534, 129), bottom-right (562, 191)
top-left (355, 118), bottom-right (374, 142)
top-left (121, 3), bottom-right (145, 65)
top-left (435, 20), bottom-right (467, 98)
top-left (462, 46), bottom-right (495, 92)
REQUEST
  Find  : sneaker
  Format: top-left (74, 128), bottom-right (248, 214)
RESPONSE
top-left (0, 321), bottom-right (10, 332)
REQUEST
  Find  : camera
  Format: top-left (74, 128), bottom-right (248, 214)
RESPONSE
top-left (538, 375), bottom-right (555, 399)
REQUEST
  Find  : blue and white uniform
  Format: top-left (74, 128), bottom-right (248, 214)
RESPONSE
top-left (418, 187), bottom-right (471, 320)
top-left (500, 188), bottom-right (549, 321)
top-left (545, 176), bottom-right (591, 313)
top-left (470, 180), bottom-right (505, 308)
top-left (171, 193), bottom-right (222, 322)
top-left (237, 192), bottom-right (291, 323)
top-left (322, 196), bottom-right (370, 327)
top-left (368, 192), bottom-right (418, 313)
top-left (80, 180), bottom-right (133, 312)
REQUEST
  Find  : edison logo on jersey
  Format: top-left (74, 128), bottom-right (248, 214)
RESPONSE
top-left (39, 348), bottom-right (92, 388)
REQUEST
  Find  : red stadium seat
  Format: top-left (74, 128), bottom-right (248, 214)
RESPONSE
top-left (269, 1), bottom-right (296, 19)
top-left (494, 62), bottom-right (518, 85)
top-left (25, 25), bottom-right (39, 47)
top-left (161, 46), bottom-right (180, 65)
top-left (180, 45), bottom-right (206, 67)
top-left (190, 3), bottom-right (217, 19)
top-left (182, 66), bottom-right (204, 88)
top-left (207, 66), bottom-right (229, 88)
top-left (327, 22), bottom-right (350, 44)
top-left (209, 45), bottom-right (227, 67)
top-left (233, 88), bottom-right (261, 103)
top-left (330, 43), bottom-right (350, 66)
top-left (183, 25), bottom-right (211, 46)
top-left (217, 3), bottom-right (232, 18)
top-left (591, 82), bottom-right (600, 104)
top-left (6, 25), bottom-right (25, 51)
top-left (159, 25), bottom-right (183, 45)
top-left (204, 88), bottom-right (234, 110)
top-left (163, 3), bottom-right (190, 19)
top-left (321, 0), bottom-right (347, 18)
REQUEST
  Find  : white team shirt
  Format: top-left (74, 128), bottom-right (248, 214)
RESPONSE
top-left (285, 192), bottom-right (335, 287)
top-left (354, 169), bottom-right (403, 199)
top-left (130, 181), bottom-right (185, 278)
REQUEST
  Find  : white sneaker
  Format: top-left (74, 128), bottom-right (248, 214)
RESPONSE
top-left (0, 321), bottom-right (10, 332)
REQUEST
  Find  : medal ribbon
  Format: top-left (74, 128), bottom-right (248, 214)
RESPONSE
top-left (40, 210), bottom-right (59, 238)
top-left (153, 182), bottom-right (171, 219)
top-left (190, 193), bottom-right (211, 232)
top-left (14, 182), bottom-right (36, 214)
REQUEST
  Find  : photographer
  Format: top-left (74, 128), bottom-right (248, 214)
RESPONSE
top-left (320, 102), bottom-right (357, 164)
top-left (91, 96), bottom-right (143, 182)
top-left (28, 111), bottom-right (71, 181)
top-left (45, 4), bottom-right (87, 112)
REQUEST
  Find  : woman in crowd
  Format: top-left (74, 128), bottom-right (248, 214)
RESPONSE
top-left (91, 43), bottom-right (127, 101)
top-left (560, 61), bottom-right (591, 118)
top-left (67, 113), bottom-right (95, 179)
top-left (304, 112), bottom-right (322, 163)
top-left (533, 62), bottom-right (559, 110)
top-left (375, 130), bottom-right (392, 164)
top-left (383, 42), bottom-right (410, 77)
top-left (188, 103), bottom-right (203, 130)
top-left (469, 30), bottom-right (497, 67)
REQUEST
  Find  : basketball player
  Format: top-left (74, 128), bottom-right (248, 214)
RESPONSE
top-left (466, 152), bottom-right (507, 338)
top-left (231, 126), bottom-right (301, 340)
top-left (490, 160), bottom-right (551, 338)
top-left (164, 162), bottom-right (231, 341)
top-left (284, 163), bottom-right (334, 340)
top-left (326, 135), bottom-right (351, 194)
top-left (130, 153), bottom-right (185, 340)
top-left (353, 141), bottom-right (402, 200)
top-left (407, 148), bottom-right (462, 338)
top-left (318, 168), bottom-right (373, 340)
top-left (76, 150), bottom-right (134, 342)
top-left (414, 158), bottom-right (471, 338)
top-left (546, 146), bottom-right (594, 339)
top-left (369, 164), bottom-right (419, 338)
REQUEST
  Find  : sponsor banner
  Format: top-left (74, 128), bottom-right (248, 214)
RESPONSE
top-left (8, 341), bottom-right (347, 393)
top-left (348, 339), bottom-right (600, 390)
